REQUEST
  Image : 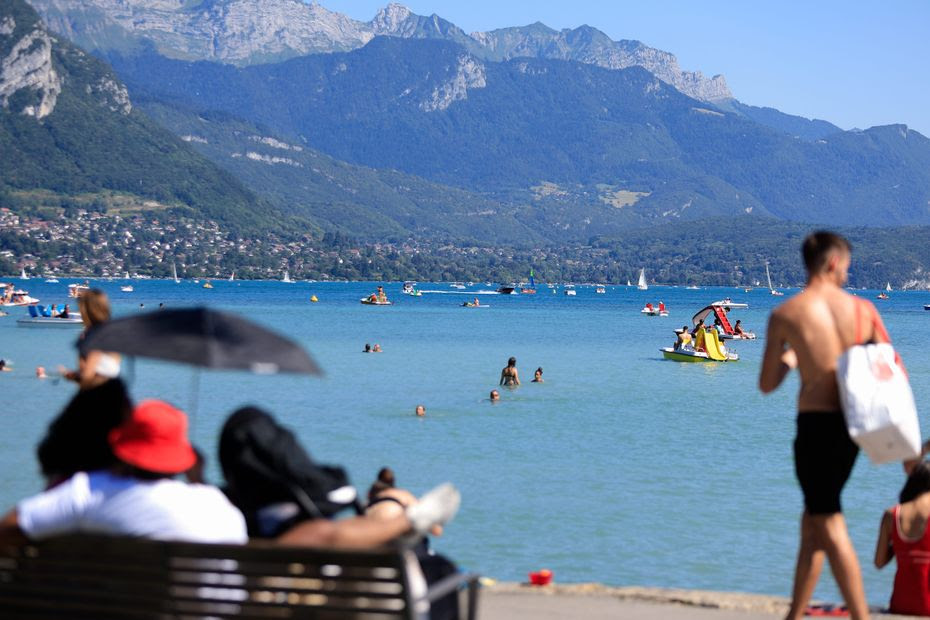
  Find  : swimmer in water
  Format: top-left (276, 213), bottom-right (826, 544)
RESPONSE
top-left (500, 357), bottom-right (519, 386)
top-left (415, 405), bottom-right (425, 417)
top-left (489, 389), bottom-right (500, 402)
top-left (532, 367), bottom-right (543, 383)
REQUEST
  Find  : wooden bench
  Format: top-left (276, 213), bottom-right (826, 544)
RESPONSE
top-left (0, 535), bottom-right (479, 619)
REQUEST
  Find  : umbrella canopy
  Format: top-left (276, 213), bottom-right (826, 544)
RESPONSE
top-left (79, 307), bottom-right (322, 376)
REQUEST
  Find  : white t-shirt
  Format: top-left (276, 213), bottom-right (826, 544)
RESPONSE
top-left (17, 471), bottom-right (247, 544)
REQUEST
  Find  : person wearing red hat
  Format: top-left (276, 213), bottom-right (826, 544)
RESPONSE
top-left (0, 400), bottom-right (246, 545)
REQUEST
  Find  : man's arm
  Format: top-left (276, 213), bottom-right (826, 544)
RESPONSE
top-left (0, 509), bottom-right (28, 547)
top-left (759, 312), bottom-right (795, 394)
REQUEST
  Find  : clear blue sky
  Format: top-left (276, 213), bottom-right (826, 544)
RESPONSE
top-left (323, 0), bottom-right (930, 136)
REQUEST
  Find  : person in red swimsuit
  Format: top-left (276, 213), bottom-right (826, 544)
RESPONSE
top-left (875, 461), bottom-right (930, 616)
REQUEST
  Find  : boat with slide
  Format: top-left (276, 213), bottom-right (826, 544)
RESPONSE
top-left (692, 301), bottom-right (756, 340)
top-left (661, 328), bottom-right (739, 362)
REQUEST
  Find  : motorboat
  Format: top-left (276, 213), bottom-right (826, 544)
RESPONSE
top-left (564, 286), bottom-right (576, 296)
top-left (685, 285), bottom-right (700, 290)
top-left (877, 292), bottom-right (889, 300)
top-left (360, 298), bottom-right (393, 306)
top-left (402, 282), bottom-right (421, 296)
top-left (450, 282), bottom-right (466, 289)
top-left (1, 283), bottom-right (39, 306)
top-left (45, 278), bottom-right (59, 283)
top-left (595, 286), bottom-right (606, 294)
top-left (497, 286), bottom-right (516, 295)
top-left (120, 285), bottom-right (134, 292)
top-left (711, 298), bottom-right (749, 310)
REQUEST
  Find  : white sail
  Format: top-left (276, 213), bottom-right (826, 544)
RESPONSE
top-left (20, 267), bottom-right (28, 280)
top-left (886, 282), bottom-right (892, 292)
top-left (637, 268), bottom-right (648, 291)
top-left (627, 279), bottom-right (632, 287)
top-left (172, 262), bottom-right (180, 283)
top-left (766, 262), bottom-right (774, 290)
top-left (229, 271), bottom-right (235, 282)
top-left (282, 270), bottom-right (292, 283)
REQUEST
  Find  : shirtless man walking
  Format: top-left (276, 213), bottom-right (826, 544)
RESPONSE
top-left (760, 232), bottom-right (887, 620)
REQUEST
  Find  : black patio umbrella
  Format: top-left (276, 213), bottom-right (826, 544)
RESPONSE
top-left (79, 307), bottom-right (322, 376)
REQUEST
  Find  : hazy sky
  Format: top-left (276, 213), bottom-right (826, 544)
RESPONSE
top-left (323, 0), bottom-right (930, 136)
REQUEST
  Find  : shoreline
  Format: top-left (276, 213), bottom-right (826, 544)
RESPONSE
top-left (480, 583), bottom-right (919, 619)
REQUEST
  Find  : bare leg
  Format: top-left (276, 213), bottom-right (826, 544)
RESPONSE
top-left (818, 512), bottom-right (869, 620)
top-left (785, 511), bottom-right (825, 620)
top-left (785, 511), bottom-right (869, 620)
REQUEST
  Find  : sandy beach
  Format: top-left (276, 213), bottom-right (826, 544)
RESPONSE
top-left (479, 583), bottom-right (924, 619)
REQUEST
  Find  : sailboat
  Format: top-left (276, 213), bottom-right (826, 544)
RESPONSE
top-left (172, 262), bottom-right (180, 284)
top-left (521, 269), bottom-right (537, 294)
top-left (637, 268), bottom-right (648, 291)
top-left (19, 267), bottom-right (28, 280)
top-left (627, 279), bottom-right (632, 287)
top-left (886, 282), bottom-right (892, 292)
top-left (766, 262), bottom-right (784, 296)
top-left (282, 270), bottom-right (293, 283)
top-left (229, 271), bottom-right (236, 282)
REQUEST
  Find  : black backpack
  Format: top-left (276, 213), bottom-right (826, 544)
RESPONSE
top-left (219, 407), bottom-right (359, 537)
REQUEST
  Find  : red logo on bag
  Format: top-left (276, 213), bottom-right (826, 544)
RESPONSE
top-left (872, 359), bottom-right (894, 382)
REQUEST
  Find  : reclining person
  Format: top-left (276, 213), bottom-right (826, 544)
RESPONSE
top-left (0, 400), bottom-right (247, 546)
top-left (219, 407), bottom-right (459, 548)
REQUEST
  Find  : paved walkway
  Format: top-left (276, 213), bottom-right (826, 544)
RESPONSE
top-left (478, 583), bottom-right (921, 619)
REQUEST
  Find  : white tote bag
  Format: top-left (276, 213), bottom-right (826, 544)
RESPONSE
top-left (837, 302), bottom-right (921, 464)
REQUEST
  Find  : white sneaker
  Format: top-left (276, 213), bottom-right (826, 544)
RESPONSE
top-left (406, 483), bottom-right (461, 535)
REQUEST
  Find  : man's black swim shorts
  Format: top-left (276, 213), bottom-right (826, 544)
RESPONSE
top-left (794, 411), bottom-right (859, 515)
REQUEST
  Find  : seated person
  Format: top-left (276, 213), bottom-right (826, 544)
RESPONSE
top-left (37, 378), bottom-right (133, 488)
top-left (734, 320), bottom-right (745, 336)
top-left (59, 304), bottom-right (70, 319)
top-left (366, 467), bottom-right (443, 537)
top-left (875, 461), bottom-right (930, 616)
top-left (674, 327), bottom-right (692, 351)
top-left (219, 407), bottom-right (458, 548)
top-left (0, 400), bottom-right (247, 546)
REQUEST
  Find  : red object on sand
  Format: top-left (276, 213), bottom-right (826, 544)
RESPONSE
top-left (528, 569), bottom-right (553, 585)
top-left (804, 604), bottom-right (848, 616)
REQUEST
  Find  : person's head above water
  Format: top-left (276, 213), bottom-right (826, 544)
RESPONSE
top-left (363, 343), bottom-right (371, 352)
top-left (415, 405), bottom-right (425, 417)
top-left (801, 231), bottom-right (851, 283)
top-left (507, 357), bottom-right (516, 368)
top-left (490, 389), bottom-right (500, 401)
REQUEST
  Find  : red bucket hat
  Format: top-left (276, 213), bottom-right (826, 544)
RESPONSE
top-left (108, 400), bottom-right (197, 474)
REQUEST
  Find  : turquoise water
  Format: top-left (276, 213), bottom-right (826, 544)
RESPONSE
top-left (4, 279), bottom-right (930, 606)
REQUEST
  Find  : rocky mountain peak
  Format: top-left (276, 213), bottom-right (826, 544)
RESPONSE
top-left (372, 2), bottom-right (413, 32)
top-left (0, 10), bottom-right (61, 119)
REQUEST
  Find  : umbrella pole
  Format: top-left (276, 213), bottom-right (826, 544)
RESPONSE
top-left (189, 369), bottom-right (201, 424)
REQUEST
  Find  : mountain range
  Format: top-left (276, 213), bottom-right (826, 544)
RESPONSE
top-left (6, 0), bottom-right (930, 255)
